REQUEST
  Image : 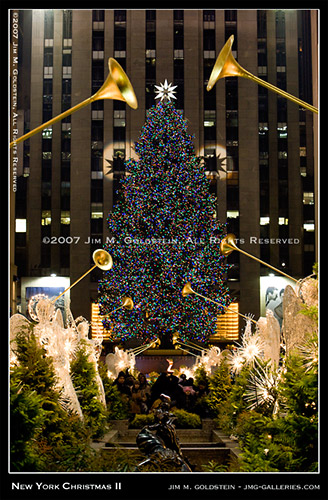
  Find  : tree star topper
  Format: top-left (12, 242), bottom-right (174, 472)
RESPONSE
top-left (154, 80), bottom-right (177, 102)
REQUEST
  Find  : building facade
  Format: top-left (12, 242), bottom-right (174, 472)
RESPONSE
top-left (12, 9), bottom-right (318, 338)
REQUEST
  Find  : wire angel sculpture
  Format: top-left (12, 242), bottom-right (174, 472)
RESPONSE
top-left (105, 345), bottom-right (136, 379)
top-left (256, 309), bottom-right (281, 368)
top-left (10, 297), bottom-right (107, 418)
top-left (193, 345), bottom-right (222, 375)
top-left (282, 282), bottom-right (318, 357)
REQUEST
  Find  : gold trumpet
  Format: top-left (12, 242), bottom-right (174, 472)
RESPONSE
top-left (182, 282), bottom-right (257, 325)
top-left (10, 58), bottom-right (138, 148)
top-left (51, 249), bottom-right (113, 304)
top-left (207, 35), bottom-right (318, 114)
top-left (104, 296), bottom-right (134, 316)
top-left (131, 337), bottom-right (161, 355)
top-left (220, 233), bottom-right (298, 283)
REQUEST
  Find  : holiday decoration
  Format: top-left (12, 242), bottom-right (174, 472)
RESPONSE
top-left (207, 35), bottom-right (318, 114)
top-left (193, 346), bottom-right (222, 375)
top-left (243, 361), bottom-right (279, 412)
top-left (51, 249), bottom-right (113, 304)
top-left (225, 317), bottom-right (264, 374)
top-left (105, 346), bottom-right (136, 379)
top-left (220, 233), bottom-right (298, 283)
top-left (256, 309), bottom-right (281, 368)
top-left (10, 298), bottom-right (106, 418)
top-left (10, 58), bottom-right (138, 148)
top-left (74, 317), bottom-right (107, 407)
top-left (298, 275), bottom-right (318, 308)
top-left (10, 313), bottom-right (31, 367)
top-left (154, 80), bottom-right (177, 102)
top-left (98, 99), bottom-right (231, 343)
top-left (182, 282), bottom-right (257, 324)
top-left (282, 283), bottom-right (318, 356)
top-left (297, 332), bottom-right (318, 373)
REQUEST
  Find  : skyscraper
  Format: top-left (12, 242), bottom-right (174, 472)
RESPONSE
top-left (11, 9), bottom-right (318, 339)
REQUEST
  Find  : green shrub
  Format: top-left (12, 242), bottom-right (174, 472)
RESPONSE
top-left (172, 408), bottom-right (202, 428)
top-left (10, 328), bottom-right (100, 471)
top-left (129, 413), bottom-right (155, 428)
top-left (193, 365), bottom-right (209, 386)
top-left (201, 460), bottom-right (229, 472)
top-left (70, 344), bottom-right (108, 438)
top-left (223, 354), bottom-right (318, 472)
top-left (206, 360), bottom-right (232, 416)
top-left (10, 377), bottom-right (46, 471)
top-left (129, 409), bottom-right (201, 429)
top-left (98, 362), bottom-right (130, 420)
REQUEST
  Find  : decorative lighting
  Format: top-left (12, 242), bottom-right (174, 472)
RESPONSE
top-left (98, 100), bottom-right (232, 343)
top-left (154, 80), bottom-right (177, 102)
top-left (105, 346), bottom-right (136, 378)
top-left (244, 363), bottom-right (278, 411)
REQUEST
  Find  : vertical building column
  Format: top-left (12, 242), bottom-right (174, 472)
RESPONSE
top-left (237, 10), bottom-right (260, 318)
top-left (70, 10), bottom-right (92, 317)
top-left (103, 10), bottom-right (114, 233)
top-left (51, 10), bottom-right (63, 273)
top-left (267, 11), bottom-right (279, 268)
top-left (156, 10), bottom-right (174, 85)
top-left (27, 10), bottom-right (44, 273)
top-left (285, 11), bottom-right (302, 278)
top-left (215, 11), bottom-right (227, 225)
top-left (126, 10), bottom-right (146, 159)
top-left (184, 10), bottom-right (203, 153)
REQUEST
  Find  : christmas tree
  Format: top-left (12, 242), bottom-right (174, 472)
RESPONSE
top-left (98, 98), bottom-right (231, 345)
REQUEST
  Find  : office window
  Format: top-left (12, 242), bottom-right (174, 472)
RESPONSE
top-left (42, 127), bottom-right (52, 139)
top-left (44, 47), bottom-right (53, 67)
top-left (275, 11), bottom-right (286, 38)
top-left (303, 222), bottom-right (314, 232)
top-left (92, 31), bottom-right (105, 51)
top-left (114, 110), bottom-right (126, 127)
top-left (226, 79), bottom-right (238, 110)
top-left (204, 110), bottom-right (215, 127)
top-left (91, 203), bottom-right (103, 219)
top-left (257, 11), bottom-right (267, 38)
top-left (93, 10), bottom-right (105, 22)
top-left (203, 10), bottom-right (215, 22)
top-left (44, 10), bottom-right (54, 39)
top-left (146, 56), bottom-right (156, 80)
top-left (91, 180), bottom-right (103, 203)
top-left (15, 219), bottom-right (27, 232)
top-left (257, 38), bottom-right (267, 67)
top-left (63, 10), bottom-right (72, 39)
top-left (303, 192), bottom-right (314, 205)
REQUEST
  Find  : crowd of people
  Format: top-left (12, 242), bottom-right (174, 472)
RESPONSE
top-left (112, 370), bottom-right (210, 417)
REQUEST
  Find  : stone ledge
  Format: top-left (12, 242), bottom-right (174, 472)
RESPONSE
top-left (212, 430), bottom-right (241, 459)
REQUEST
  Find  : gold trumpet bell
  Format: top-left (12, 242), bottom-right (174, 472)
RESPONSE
top-left (122, 297), bottom-right (134, 310)
top-left (92, 249), bottom-right (113, 271)
top-left (93, 58), bottom-right (138, 110)
top-left (220, 233), bottom-right (238, 257)
top-left (207, 36), bottom-right (317, 114)
top-left (182, 282), bottom-right (194, 297)
top-left (10, 58), bottom-right (138, 148)
top-left (207, 35), bottom-right (245, 90)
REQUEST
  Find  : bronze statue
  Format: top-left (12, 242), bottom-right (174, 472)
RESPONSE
top-left (135, 394), bottom-right (192, 472)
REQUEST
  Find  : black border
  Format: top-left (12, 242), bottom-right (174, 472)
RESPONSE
top-left (4, 2), bottom-right (327, 499)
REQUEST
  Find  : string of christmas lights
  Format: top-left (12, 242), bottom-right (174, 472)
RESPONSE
top-left (98, 100), bottom-right (232, 343)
